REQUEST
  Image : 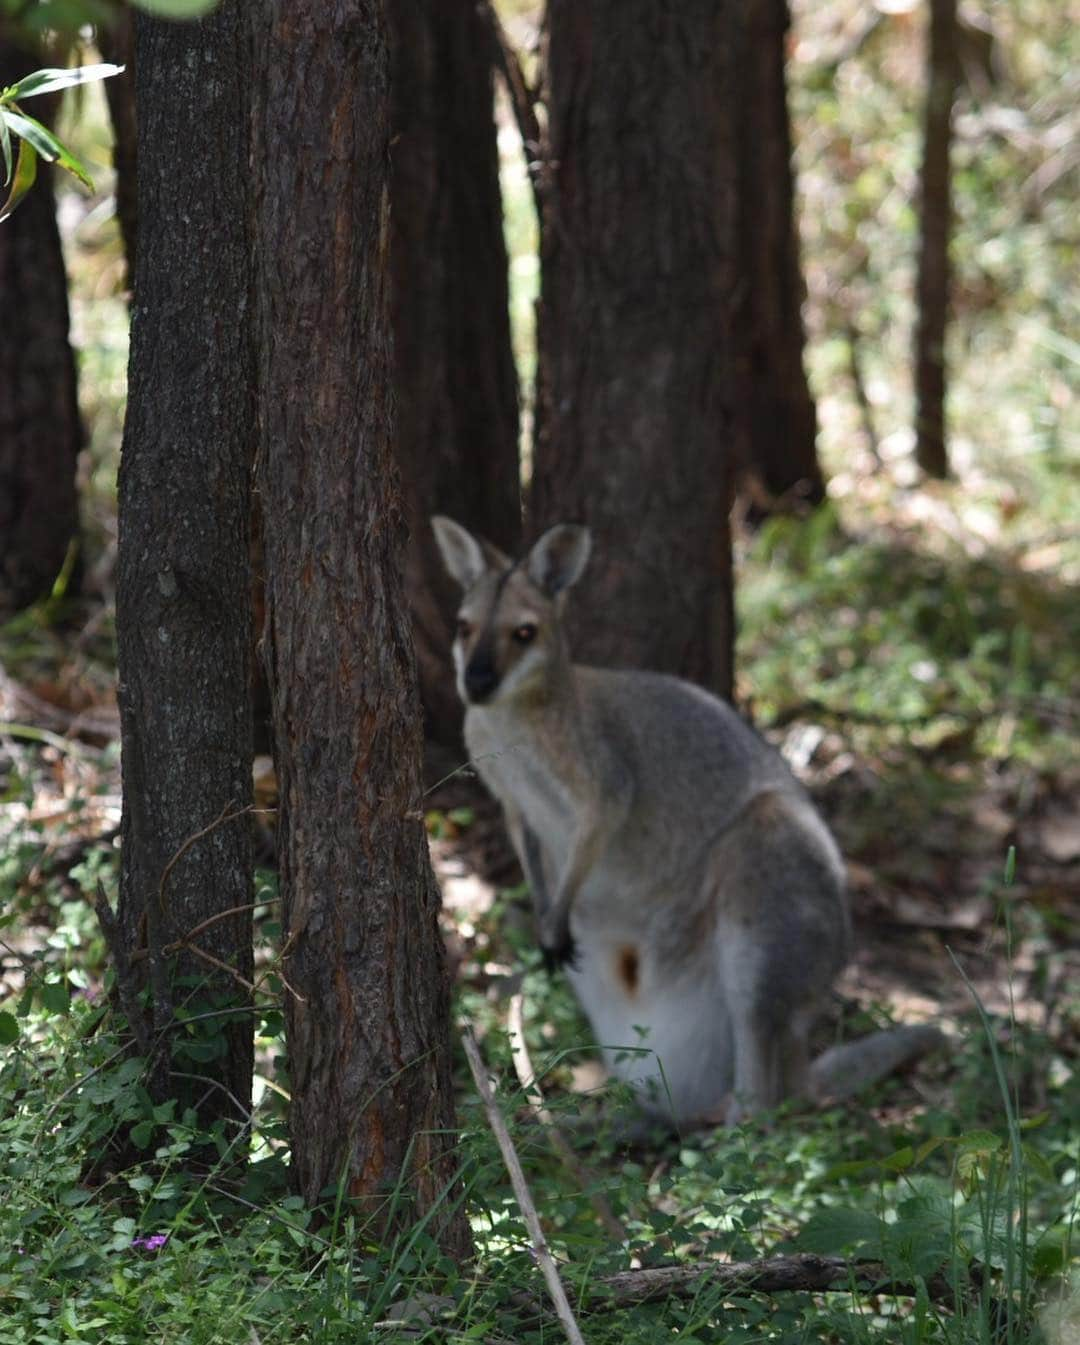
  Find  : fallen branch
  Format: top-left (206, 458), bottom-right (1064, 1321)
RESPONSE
top-left (591, 1254), bottom-right (959, 1310)
top-left (460, 1023), bottom-right (587, 1345)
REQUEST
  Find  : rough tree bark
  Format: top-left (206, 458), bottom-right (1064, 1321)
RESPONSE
top-left (115, 2), bottom-right (254, 1132)
top-left (388, 0), bottom-right (520, 758)
top-left (253, 0), bottom-right (469, 1256)
top-left (0, 40), bottom-right (82, 615)
top-left (531, 1), bottom-right (736, 699)
top-left (914, 0), bottom-right (959, 479)
top-left (733, 0), bottom-right (823, 511)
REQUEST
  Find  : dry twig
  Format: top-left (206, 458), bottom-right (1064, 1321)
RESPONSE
top-left (507, 993), bottom-right (629, 1244)
top-left (460, 1023), bottom-right (587, 1345)
top-left (157, 800), bottom-right (252, 915)
top-left (175, 898), bottom-right (279, 946)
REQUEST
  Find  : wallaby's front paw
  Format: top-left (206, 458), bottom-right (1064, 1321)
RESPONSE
top-left (540, 931), bottom-right (578, 974)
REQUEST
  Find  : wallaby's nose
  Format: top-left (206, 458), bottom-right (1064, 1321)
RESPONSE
top-left (465, 659), bottom-right (499, 703)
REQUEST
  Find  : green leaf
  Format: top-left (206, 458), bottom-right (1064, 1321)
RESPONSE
top-left (912, 1135), bottom-right (947, 1165)
top-left (1019, 1111), bottom-right (1050, 1132)
top-left (58, 1185), bottom-right (92, 1206)
top-left (7, 63), bottom-right (125, 101)
top-left (818, 1155), bottom-right (878, 1182)
top-left (955, 1129), bottom-right (1003, 1155)
top-left (0, 105), bottom-right (57, 158)
top-left (1031, 1225), bottom-right (1073, 1278)
top-left (798, 1207), bottom-right (885, 1255)
top-left (179, 1038), bottom-right (226, 1063)
top-left (956, 1147), bottom-right (988, 1189)
top-left (41, 978), bottom-right (71, 1016)
top-left (1021, 1141), bottom-right (1056, 1184)
top-left (880, 1145), bottom-right (916, 1173)
top-left (130, 1121), bottom-right (154, 1150)
top-left (0, 137), bottom-right (36, 222)
top-left (0, 108), bottom-right (94, 191)
top-left (132, 0), bottom-right (221, 16)
top-left (0, 1010), bottom-right (19, 1044)
top-left (0, 112), bottom-right (10, 186)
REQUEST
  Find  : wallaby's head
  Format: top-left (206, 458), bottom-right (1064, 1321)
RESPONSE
top-left (431, 516), bottom-right (591, 707)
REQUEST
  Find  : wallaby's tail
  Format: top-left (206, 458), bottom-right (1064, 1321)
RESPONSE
top-left (809, 1025), bottom-right (945, 1104)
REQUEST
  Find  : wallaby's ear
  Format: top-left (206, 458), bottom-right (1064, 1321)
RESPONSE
top-left (431, 516), bottom-right (511, 590)
top-left (526, 524), bottom-right (592, 598)
top-left (431, 516), bottom-right (487, 590)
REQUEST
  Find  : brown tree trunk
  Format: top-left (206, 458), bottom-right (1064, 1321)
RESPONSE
top-left (733, 0), bottom-right (823, 512)
top-left (97, 7), bottom-right (138, 290)
top-left (532, 1), bottom-right (736, 700)
top-left (914, 0), bottom-right (958, 480)
top-left (388, 0), bottom-right (521, 760)
top-left (115, 2), bottom-right (254, 1134)
top-left (0, 41), bottom-right (81, 615)
top-left (253, 0), bottom-right (469, 1257)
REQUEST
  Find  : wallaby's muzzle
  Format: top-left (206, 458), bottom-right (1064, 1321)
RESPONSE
top-left (464, 659), bottom-right (499, 704)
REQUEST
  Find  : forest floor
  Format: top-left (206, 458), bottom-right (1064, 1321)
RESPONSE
top-left (5, 459), bottom-right (1076, 1111)
top-left (3, 473), bottom-right (1078, 1345)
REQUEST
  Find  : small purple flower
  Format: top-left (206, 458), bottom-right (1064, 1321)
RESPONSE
top-left (130, 1233), bottom-right (169, 1252)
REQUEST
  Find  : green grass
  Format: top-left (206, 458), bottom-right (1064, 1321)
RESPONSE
top-left (0, 933), bottom-right (1076, 1342)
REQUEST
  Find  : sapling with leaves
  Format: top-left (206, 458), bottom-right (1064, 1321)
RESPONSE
top-left (0, 0), bottom-right (225, 221)
top-left (0, 63), bottom-right (122, 221)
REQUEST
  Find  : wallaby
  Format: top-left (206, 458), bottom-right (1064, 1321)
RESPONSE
top-left (432, 516), bottom-right (942, 1126)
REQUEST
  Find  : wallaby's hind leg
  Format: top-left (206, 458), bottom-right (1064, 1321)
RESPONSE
top-left (720, 939), bottom-right (815, 1122)
top-left (710, 790), bottom-right (849, 1121)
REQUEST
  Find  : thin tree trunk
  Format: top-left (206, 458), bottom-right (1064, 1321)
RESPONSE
top-left (0, 41), bottom-right (81, 615)
top-left (914, 0), bottom-right (958, 479)
top-left (97, 8), bottom-right (137, 290)
top-left (388, 0), bottom-right (520, 759)
top-left (734, 0), bottom-right (823, 512)
top-left (532, 0), bottom-right (736, 699)
top-left (253, 0), bottom-right (469, 1257)
top-left (115, 2), bottom-right (254, 1133)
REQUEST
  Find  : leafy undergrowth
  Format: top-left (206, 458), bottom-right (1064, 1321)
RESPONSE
top-left (3, 476), bottom-right (1079, 1342)
top-left (0, 934), bottom-right (1077, 1343)
top-left (4, 496), bottom-right (1078, 1345)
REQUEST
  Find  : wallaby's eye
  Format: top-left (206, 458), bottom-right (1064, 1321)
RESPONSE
top-left (512, 623), bottom-right (538, 646)
top-left (455, 619), bottom-right (473, 641)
